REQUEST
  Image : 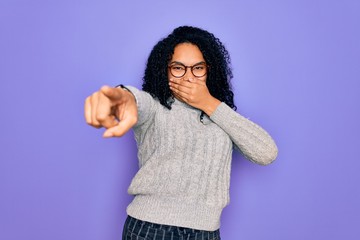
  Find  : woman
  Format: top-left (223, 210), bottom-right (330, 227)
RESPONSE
top-left (85, 26), bottom-right (278, 240)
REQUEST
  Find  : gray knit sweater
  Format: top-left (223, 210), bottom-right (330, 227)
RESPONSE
top-left (125, 86), bottom-right (278, 231)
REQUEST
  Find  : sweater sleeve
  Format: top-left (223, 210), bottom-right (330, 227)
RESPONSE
top-left (209, 102), bottom-right (278, 165)
top-left (124, 86), bottom-right (157, 127)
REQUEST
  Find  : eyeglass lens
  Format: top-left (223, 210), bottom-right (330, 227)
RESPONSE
top-left (169, 63), bottom-right (207, 78)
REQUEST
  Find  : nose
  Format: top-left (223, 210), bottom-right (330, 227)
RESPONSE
top-left (183, 66), bottom-right (195, 81)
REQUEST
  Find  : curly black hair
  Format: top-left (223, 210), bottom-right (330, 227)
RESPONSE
top-left (142, 26), bottom-right (236, 110)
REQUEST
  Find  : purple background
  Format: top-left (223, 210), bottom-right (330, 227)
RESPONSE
top-left (1, 0), bottom-right (359, 239)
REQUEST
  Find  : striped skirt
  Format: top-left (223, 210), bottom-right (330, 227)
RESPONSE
top-left (122, 215), bottom-right (221, 240)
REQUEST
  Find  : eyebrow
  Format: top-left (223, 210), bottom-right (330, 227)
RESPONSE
top-left (169, 61), bottom-right (206, 66)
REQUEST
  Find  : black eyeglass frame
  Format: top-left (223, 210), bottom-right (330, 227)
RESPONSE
top-left (168, 61), bottom-right (209, 78)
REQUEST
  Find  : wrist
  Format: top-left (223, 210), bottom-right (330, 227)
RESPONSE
top-left (116, 84), bottom-right (130, 92)
top-left (200, 97), bottom-right (221, 116)
top-left (115, 84), bottom-right (136, 103)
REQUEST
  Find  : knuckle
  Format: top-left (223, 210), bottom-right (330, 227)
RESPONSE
top-left (92, 91), bottom-right (99, 98)
top-left (96, 113), bottom-right (108, 122)
top-left (86, 120), bottom-right (101, 129)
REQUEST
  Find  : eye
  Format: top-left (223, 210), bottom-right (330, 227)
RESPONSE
top-left (194, 66), bottom-right (205, 70)
top-left (171, 65), bottom-right (185, 71)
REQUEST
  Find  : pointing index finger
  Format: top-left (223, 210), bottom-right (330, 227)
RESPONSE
top-left (100, 85), bottom-right (124, 102)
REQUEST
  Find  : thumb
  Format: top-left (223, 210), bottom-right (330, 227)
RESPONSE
top-left (102, 118), bottom-right (133, 138)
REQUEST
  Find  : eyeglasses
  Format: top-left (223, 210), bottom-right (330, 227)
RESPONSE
top-left (168, 61), bottom-right (208, 78)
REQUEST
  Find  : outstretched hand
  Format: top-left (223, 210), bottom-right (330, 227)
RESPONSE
top-left (84, 85), bottom-right (138, 137)
top-left (169, 78), bottom-right (220, 115)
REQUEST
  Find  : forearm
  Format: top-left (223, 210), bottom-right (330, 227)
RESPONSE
top-left (210, 103), bottom-right (278, 165)
top-left (124, 86), bottom-right (157, 127)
